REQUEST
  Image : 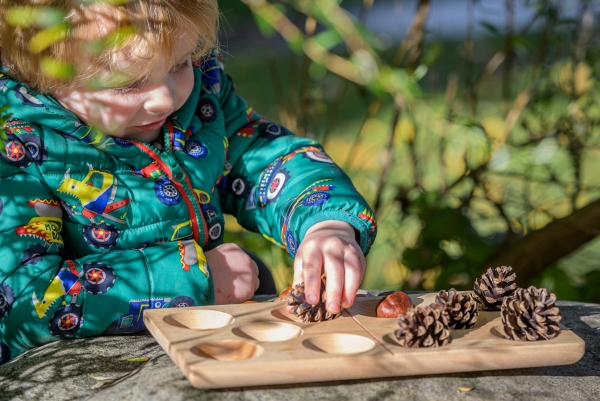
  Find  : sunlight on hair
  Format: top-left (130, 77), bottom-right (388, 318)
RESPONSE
top-left (0, 0), bottom-right (219, 93)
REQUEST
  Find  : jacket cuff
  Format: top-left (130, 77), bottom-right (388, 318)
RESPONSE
top-left (298, 211), bottom-right (373, 255)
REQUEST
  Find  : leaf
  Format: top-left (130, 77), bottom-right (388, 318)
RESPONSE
top-left (6, 6), bottom-right (66, 28)
top-left (252, 13), bottom-right (277, 37)
top-left (88, 374), bottom-right (119, 389)
top-left (457, 387), bottom-right (474, 392)
top-left (421, 41), bottom-right (443, 66)
top-left (121, 356), bottom-right (149, 362)
top-left (479, 22), bottom-right (503, 38)
top-left (91, 380), bottom-right (116, 390)
top-left (105, 25), bottom-right (137, 48)
top-left (413, 65), bottom-right (428, 82)
top-left (40, 57), bottom-right (74, 80)
top-left (28, 23), bottom-right (69, 54)
top-left (88, 374), bottom-right (118, 381)
top-left (313, 29), bottom-right (343, 51)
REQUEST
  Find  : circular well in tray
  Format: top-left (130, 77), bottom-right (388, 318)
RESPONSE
top-left (303, 333), bottom-right (375, 355)
top-left (233, 321), bottom-right (303, 342)
top-left (191, 339), bottom-right (264, 361)
top-left (165, 310), bottom-right (234, 330)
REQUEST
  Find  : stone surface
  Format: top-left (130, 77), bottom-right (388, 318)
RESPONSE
top-left (1, 294), bottom-right (599, 401)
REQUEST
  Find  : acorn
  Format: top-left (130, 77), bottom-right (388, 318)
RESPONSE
top-left (275, 285), bottom-right (293, 302)
top-left (376, 291), bottom-right (413, 318)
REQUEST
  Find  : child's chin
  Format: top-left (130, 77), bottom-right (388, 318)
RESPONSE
top-left (117, 129), bottom-right (161, 143)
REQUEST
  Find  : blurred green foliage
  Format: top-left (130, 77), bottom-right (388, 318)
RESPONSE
top-left (2, 0), bottom-right (599, 302)
top-left (222, 0), bottom-right (600, 302)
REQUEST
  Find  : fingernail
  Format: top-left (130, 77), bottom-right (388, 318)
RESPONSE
top-left (342, 298), bottom-right (353, 308)
top-left (307, 295), bottom-right (319, 305)
top-left (328, 302), bottom-right (340, 313)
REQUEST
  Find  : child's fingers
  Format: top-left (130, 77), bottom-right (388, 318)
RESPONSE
top-left (254, 276), bottom-right (261, 292)
top-left (249, 259), bottom-right (260, 292)
top-left (249, 259), bottom-right (259, 277)
top-left (300, 248), bottom-right (323, 305)
top-left (323, 249), bottom-right (345, 315)
top-left (293, 254), bottom-right (304, 288)
top-left (341, 250), bottom-right (365, 308)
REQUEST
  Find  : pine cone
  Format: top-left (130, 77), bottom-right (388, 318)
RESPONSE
top-left (394, 305), bottom-right (452, 348)
top-left (501, 286), bottom-right (562, 341)
top-left (473, 266), bottom-right (518, 310)
top-left (434, 288), bottom-right (479, 329)
top-left (287, 281), bottom-right (342, 323)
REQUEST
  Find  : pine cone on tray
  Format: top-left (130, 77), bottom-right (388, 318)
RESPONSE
top-left (287, 280), bottom-right (342, 323)
top-left (473, 266), bottom-right (518, 310)
top-left (394, 305), bottom-right (452, 348)
top-left (501, 286), bottom-right (562, 341)
top-left (434, 288), bottom-right (479, 329)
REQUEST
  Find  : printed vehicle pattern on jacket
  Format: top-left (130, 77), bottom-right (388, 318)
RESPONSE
top-left (57, 166), bottom-right (131, 249)
top-left (178, 239), bottom-right (209, 276)
top-left (280, 179), bottom-right (336, 257)
top-left (34, 260), bottom-right (116, 337)
top-left (132, 162), bottom-right (182, 207)
top-left (57, 165), bottom-right (131, 225)
top-left (14, 200), bottom-right (64, 252)
top-left (112, 298), bottom-right (170, 334)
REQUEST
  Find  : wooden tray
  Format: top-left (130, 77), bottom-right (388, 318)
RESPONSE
top-left (143, 293), bottom-right (585, 389)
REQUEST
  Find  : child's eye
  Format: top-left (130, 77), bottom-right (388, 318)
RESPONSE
top-left (170, 59), bottom-right (191, 74)
top-left (108, 86), bottom-right (140, 95)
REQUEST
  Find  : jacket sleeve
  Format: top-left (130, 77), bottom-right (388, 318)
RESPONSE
top-left (0, 158), bottom-right (213, 363)
top-left (207, 58), bottom-right (377, 258)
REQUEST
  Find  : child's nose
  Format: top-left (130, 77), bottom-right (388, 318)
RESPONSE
top-left (144, 84), bottom-right (176, 114)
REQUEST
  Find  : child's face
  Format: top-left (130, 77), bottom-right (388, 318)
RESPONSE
top-left (52, 34), bottom-right (197, 143)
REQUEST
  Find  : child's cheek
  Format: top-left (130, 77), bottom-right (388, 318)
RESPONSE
top-left (174, 69), bottom-right (195, 107)
top-left (84, 100), bottom-right (128, 135)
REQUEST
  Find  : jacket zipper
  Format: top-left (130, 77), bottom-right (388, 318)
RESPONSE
top-left (131, 126), bottom-right (208, 246)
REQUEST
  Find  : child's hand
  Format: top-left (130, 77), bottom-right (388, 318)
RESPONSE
top-left (293, 220), bottom-right (365, 315)
top-left (206, 243), bottom-right (260, 304)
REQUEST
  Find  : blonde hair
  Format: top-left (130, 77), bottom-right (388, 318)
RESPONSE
top-left (0, 0), bottom-right (219, 93)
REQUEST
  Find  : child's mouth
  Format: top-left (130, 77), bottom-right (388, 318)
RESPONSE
top-left (133, 117), bottom-right (167, 132)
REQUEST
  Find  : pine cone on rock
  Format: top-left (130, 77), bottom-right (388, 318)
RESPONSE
top-left (501, 286), bottom-right (562, 341)
top-left (434, 288), bottom-right (479, 329)
top-left (287, 281), bottom-right (342, 323)
top-left (394, 305), bottom-right (452, 348)
top-left (473, 266), bottom-right (518, 310)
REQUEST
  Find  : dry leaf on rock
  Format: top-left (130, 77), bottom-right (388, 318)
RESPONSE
top-left (457, 387), bottom-right (474, 392)
top-left (121, 356), bottom-right (149, 362)
top-left (88, 374), bottom-right (120, 389)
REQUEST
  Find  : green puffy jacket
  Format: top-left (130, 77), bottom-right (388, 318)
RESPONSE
top-left (0, 55), bottom-right (377, 364)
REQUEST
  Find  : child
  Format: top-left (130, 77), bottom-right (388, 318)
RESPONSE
top-left (0, 0), bottom-right (377, 364)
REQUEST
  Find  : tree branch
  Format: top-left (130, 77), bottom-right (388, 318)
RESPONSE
top-left (485, 196), bottom-right (600, 285)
